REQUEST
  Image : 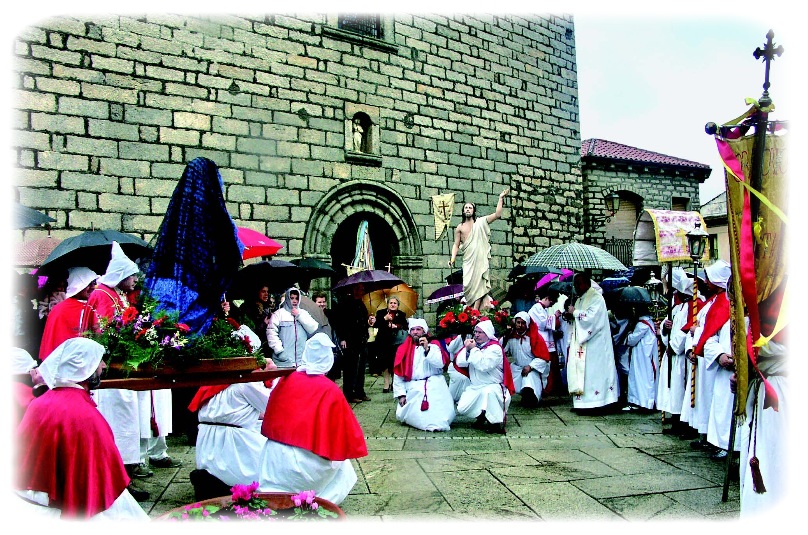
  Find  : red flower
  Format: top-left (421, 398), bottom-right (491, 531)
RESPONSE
top-left (480, 316), bottom-right (490, 322)
top-left (458, 312), bottom-right (469, 323)
top-left (470, 309), bottom-right (480, 318)
top-left (121, 306), bottom-right (139, 325)
top-left (226, 317), bottom-right (241, 329)
top-left (177, 323), bottom-right (190, 332)
top-left (448, 317), bottom-right (456, 323)
top-left (490, 300), bottom-right (498, 306)
top-left (446, 311), bottom-right (455, 319)
top-left (135, 328), bottom-right (149, 340)
top-left (440, 319), bottom-right (449, 329)
top-left (152, 317), bottom-right (165, 326)
top-left (242, 336), bottom-right (253, 352)
top-left (470, 318), bottom-right (478, 326)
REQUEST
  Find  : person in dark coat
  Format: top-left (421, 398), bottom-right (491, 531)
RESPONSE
top-left (374, 297), bottom-right (408, 393)
top-left (334, 284), bottom-right (372, 403)
top-left (5, 274), bottom-right (42, 355)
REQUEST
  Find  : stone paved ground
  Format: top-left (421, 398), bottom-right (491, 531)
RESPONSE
top-left (138, 375), bottom-right (740, 521)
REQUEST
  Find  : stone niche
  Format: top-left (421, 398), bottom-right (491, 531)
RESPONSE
top-left (344, 102), bottom-right (382, 166)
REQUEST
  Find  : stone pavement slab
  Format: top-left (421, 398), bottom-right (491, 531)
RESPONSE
top-left (145, 376), bottom-right (741, 521)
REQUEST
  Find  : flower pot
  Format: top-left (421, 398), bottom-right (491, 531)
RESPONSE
top-left (155, 492), bottom-right (346, 520)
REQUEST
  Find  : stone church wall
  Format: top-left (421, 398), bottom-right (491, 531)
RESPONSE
top-left (12, 13), bottom-right (582, 313)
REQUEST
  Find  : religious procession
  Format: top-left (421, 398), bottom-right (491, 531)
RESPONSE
top-left (9, 13), bottom-right (788, 523)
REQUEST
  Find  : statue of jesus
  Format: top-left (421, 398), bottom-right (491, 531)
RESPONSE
top-left (448, 188), bottom-right (509, 310)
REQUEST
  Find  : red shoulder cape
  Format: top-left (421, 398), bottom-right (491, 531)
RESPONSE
top-left (393, 337), bottom-right (451, 381)
top-left (87, 284), bottom-right (124, 320)
top-left (16, 388), bottom-right (130, 518)
top-left (693, 292), bottom-right (730, 356)
top-left (261, 372), bottom-right (367, 461)
top-left (451, 340), bottom-right (515, 395)
top-left (187, 384), bottom-right (230, 412)
top-left (0, 381), bottom-right (34, 466)
top-left (758, 281), bottom-right (808, 358)
top-left (39, 298), bottom-right (98, 360)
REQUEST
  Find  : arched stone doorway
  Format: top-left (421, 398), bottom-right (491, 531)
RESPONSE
top-left (303, 180), bottom-right (424, 307)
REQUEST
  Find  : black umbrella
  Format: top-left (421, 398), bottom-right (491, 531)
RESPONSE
top-left (332, 269), bottom-right (403, 294)
top-left (14, 202), bottom-right (56, 229)
top-left (507, 264), bottom-right (565, 280)
top-left (290, 257), bottom-right (336, 279)
top-left (229, 260), bottom-right (304, 297)
top-left (38, 230), bottom-right (151, 276)
top-left (618, 286), bottom-right (652, 305)
top-left (445, 269), bottom-right (463, 285)
top-left (548, 281), bottom-right (574, 295)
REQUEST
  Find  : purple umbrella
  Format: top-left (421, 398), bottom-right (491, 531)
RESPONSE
top-left (332, 269), bottom-right (404, 294)
top-left (425, 284), bottom-right (464, 305)
top-left (534, 268), bottom-right (574, 291)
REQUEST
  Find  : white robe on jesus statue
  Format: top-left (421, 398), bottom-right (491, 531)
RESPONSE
top-left (567, 286), bottom-right (619, 409)
top-left (460, 217), bottom-right (492, 307)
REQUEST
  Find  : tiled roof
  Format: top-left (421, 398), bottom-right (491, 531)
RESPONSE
top-left (581, 139), bottom-right (711, 170)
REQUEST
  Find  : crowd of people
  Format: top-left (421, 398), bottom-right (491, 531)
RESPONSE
top-left (12, 243), bottom-right (784, 519)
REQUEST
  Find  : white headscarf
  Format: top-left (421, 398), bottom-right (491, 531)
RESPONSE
top-left (297, 333), bottom-right (335, 376)
top-left (514, 311), bottom-right (531, 326)
top-left (476, 319), bottom-right (496, 339)
top-left (672, 267), bottom-right (694, 296)
top-left (12, 348), bottom-right (37, 375)
top-left (407, 318), bottom-right (429, 334)
top-left (65, 267), bottom-right (99, 298)
top-left (281, 287), bottom-right (301, 312)
top-left (39, 338), bottom-right (105, 389)
top-left (705, 260), bottom-right (731, 289)
top-left (98, 241), bottom-right (139, 287)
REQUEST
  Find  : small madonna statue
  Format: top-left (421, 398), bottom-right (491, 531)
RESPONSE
top-left (352, 118), bottom-right (364, 152)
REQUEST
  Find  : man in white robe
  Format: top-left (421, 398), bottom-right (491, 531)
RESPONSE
top-left (567, 273), bottom-right (619, 410)
top-left (623, 305), bottom-right (659, 411)
top-left (16, 338), bottom-right (149, 520)
top-left (658, 267), bottom-right (694, 436)
top-left (684, 261), bottom-right (730, 452)
top-left (190, 381), bottom-right (273, 487)
top-left (258, 333), bottom-right (367, 505)
top-left (455, 319), bottom-right (514, 434)
top-left (392, 318), bottom-right (455, 431)
top-left (503, 311), bottom-right (549, 408)
top-left (738, 236), bottom-right (808, 535)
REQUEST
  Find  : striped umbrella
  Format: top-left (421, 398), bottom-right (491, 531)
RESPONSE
top-left (523, 242), bottom-right (627, 271)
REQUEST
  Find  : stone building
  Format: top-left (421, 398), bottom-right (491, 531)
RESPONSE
top-left (580, 138), bottom-right (711, 267)
top-left (12, 13), bottom-right (583, 317)
top-left (700, 191), bottom-right (729, 262)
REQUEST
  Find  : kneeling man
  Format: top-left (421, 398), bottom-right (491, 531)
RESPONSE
top-left (16, 338), bottom-right (148, 520)
top-left (258, 333), bottom-right (367, 505)
top-left (455, 319), bottom-right (515, 434)
top-left (393, 318), bottom-right (455, 431)
top-left (503, 312), bottom-right (550, 408)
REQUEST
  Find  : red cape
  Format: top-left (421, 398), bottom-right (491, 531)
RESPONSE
top-left (693, 292), bottom-right (730, 357)
top-left (452, 340), bottom-right (516, 395)
top-left (39, 298), bottom-right (99, 360)
top-left (525, 322), bottom-right (551, 361)
top-left (16, 387), bottom-right (130, 518)
top-left (261, 372), bottom-right (367, 461)
top-left (87, 284), bottom-right (125, 320)
top-left (188, 384), bottom-right (230, 412)
top-left (393, 337), bottom-right (450, 381)
top-left (758, 281), bottom-right (808, 358)
top-left (0, 381), bottom-right (34, 466)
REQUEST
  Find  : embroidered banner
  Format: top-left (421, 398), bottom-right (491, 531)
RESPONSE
top-left (643, 209), bottom-right (710, 263)
top-left (431, 193), bottom-right (455, 240)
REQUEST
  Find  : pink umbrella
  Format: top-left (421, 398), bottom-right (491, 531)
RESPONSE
top-left (534, 268), bottom-right (573, 290)
top-left (237, 227), bottom-right (283, 260)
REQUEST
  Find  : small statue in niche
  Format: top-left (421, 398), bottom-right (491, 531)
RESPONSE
top-left (352, 117), bottom-right (364, 152)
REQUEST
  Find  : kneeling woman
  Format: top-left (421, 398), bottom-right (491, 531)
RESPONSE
top-left (392, 318), bottom-right (456, 432)
top-left (258, 333), bottom-right (367, 505)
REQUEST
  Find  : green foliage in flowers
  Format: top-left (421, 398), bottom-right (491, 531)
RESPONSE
top-left (434, 300), bottom-right (510, 339)
top-left (86, 291), bottom-right (265, 373)
top-left (289, 490), bottom-right (337, 535)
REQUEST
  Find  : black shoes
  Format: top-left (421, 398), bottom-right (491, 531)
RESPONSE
top-left (150, 457), bottom-right (182, 469)
top-left (485, 422), bottom-right (506, 435)
top-left (127, 484), bottom-right (150, 502)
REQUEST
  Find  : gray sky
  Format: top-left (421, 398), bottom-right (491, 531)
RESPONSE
top-left (573, 0), bottom-right (808, 202)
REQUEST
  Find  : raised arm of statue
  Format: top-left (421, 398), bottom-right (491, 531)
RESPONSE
top-left (485, 187), bottom-right (509, 224)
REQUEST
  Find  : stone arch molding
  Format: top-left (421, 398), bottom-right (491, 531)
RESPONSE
top-left (303, 180), bottom-right (423, 259)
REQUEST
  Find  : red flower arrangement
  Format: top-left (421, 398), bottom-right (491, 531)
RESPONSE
top-left (434, 301), bottom-right (510, 339)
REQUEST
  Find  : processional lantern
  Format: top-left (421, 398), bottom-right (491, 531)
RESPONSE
top-left (686, 222), bottom-right (709, 261)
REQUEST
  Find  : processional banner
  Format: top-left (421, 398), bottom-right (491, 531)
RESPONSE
top-left (644, 210), bottom-right (710, 263)
top-left (432, 193), bottom-right (455, 240)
